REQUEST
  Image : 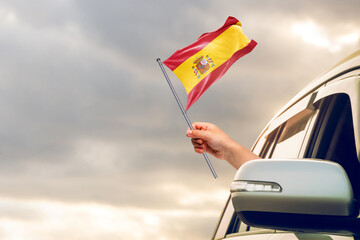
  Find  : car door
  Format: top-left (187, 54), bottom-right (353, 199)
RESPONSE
top-left (212, 75), bottom-right (360, 240)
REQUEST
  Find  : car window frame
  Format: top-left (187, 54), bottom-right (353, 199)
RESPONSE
top-left (312, 76), bottom-right (360, 162)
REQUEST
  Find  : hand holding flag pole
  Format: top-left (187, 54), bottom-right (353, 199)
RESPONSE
top-left (157, 58), bottom-right (218, 179)
top-left (157, 16), bottom-right (256, 179)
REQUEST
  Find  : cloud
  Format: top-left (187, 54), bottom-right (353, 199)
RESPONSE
top-left (291, 19), bottom-right (359, 52)
top-left (0, 196), bottom-right (221, 240)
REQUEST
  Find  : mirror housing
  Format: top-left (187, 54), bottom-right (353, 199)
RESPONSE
top-left (231, 159), bottom-right (360, 234)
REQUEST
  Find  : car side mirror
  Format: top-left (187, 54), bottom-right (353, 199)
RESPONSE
top-left (230, 159), bottom-right (360, 234)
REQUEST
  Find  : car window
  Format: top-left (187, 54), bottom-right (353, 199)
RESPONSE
top-left (212, 196), bottom-right (235, 239)
top-left (258, 126), bottom-right (281, 158)
top-left (270, 109), bottom-right (314, 158)
top-left (305, 94), bottom-right (360, 200)
top-left (257, 108), bottom-right (315, 160)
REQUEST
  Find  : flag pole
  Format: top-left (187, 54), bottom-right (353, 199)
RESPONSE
top-left (156, 58), bottom-right (217, 179)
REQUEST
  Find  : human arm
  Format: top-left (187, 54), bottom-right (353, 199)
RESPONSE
top-left (186, 122), bottom-right (260, 169)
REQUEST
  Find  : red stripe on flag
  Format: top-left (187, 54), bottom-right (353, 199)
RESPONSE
top-left (164, 17), bottom-right (240, 71)
top-left (186, 40), bottom-right (257, 110)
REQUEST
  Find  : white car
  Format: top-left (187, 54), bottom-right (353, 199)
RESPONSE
top-left (212, 50), bottom-right (360, 240)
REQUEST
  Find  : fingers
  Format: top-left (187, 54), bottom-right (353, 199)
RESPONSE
top-left (186, 122), bottom-right (215, 154)
top-left (186, 122), bottom-right (214, 135)
top-left (191, 138), bottom-right (204, 146)
top-left (192, 138), bottom-right (205, 154)
top-left (191, 135), bottom-right (204, 148)
top-left (186, 128), bottom-right (206, 154)
top-left (194, 147), bottom-right (205, 154)
top-left (192, 122), bottom-right (211, 131)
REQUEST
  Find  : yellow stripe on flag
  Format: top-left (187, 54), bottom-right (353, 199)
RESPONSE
top-left (173, 23), bottom-right (251, 93)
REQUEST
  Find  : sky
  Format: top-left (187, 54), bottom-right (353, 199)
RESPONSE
top-left (0, 0), bottom-right (359, 239)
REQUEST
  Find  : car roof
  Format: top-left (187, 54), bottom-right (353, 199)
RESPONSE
top-left (272, 50), bottom-right (360, 122)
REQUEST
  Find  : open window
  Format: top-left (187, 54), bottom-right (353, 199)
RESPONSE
top-left (258, 108), bottom-right (315, 159)
top-left (306, 94), bottom-right (360, 201)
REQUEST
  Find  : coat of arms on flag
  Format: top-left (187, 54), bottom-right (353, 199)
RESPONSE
top-left (192, 55), bottom-right (215, 78)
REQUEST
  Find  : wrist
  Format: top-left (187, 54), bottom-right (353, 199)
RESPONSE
top-left (224, 139), bottom-right (243, 169)
top-left (225, 141), bottom-right (259, 170)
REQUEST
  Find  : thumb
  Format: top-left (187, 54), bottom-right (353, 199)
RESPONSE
top-left (188, 128), bottom-right (212, 141)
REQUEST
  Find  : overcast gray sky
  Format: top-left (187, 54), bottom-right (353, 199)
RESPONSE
top-left (0, 0), bottom-right (359, 239)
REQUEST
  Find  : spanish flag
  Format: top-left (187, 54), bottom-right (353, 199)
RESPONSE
top-left (163, 16), bottom-right (257, 110)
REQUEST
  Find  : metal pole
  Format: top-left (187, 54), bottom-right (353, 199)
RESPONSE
top-left (157, 58), bottom-right (217, 179)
